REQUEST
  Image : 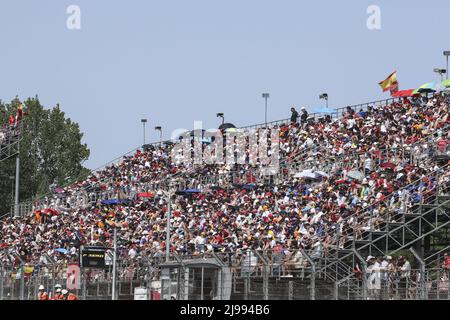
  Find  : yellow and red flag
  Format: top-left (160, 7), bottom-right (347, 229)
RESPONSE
top-left (379, 71), bottom-right (398, 92)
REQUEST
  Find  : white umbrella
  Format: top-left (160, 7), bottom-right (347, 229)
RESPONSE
top-left (347, 170), bottom-right (365, 181)
top-left (295, 170), bottom-right (317, 179)
top-left (315, 171), bottom-right (329, 178)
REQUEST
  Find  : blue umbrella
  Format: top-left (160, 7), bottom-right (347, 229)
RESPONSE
top-left (55, 248), bottom-right (68, 254)
top-left (101, 199), bottom-right (123, 205)
top-left (242, 184), bottom-right (257, 190)
top-left (313, 107), bottom-right (336, 114)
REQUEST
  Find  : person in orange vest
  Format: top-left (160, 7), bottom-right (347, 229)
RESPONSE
top-left (50, 284), bottom-right (63, 300)
top-left (62, 289), bottom-right (79, 300)
top-left (37, 285), bottom-right (49, 300)
top-left (52, 288), bottom-right (64, 300)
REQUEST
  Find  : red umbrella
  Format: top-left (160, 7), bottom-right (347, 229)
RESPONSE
top-left (391, 89), bottom-right (419, 98)
top-left (138, 192), bottom-right (155, 198)
top-left (380, 162), bottom-right (396, 170)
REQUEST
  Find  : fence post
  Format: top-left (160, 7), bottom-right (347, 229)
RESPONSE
top-left (288, 281), bottom-right (293, 300)
top-left (353, 249), bottom-right (367, 300)
top-left (243, 277), bottom-right (249, 300)
top-left (299, 249), bottom-right (315, 300)
top-left (82, 270), bottom-right (87, 300)
top-left (409, 247), bottom-right (425, 300)
top-left (19, 263), bottom-right (24, 300)
top-left (0, 263), bottom-right (3, 300)
top-left (334, 281), bottom-right (339, 300)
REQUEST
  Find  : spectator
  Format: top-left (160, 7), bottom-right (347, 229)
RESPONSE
top-left (290, 107), bottom-right (299, 124)
top-left (37, 285), bottom-right (49, 301)
top-left (300, 107), bottom-right (309, 126)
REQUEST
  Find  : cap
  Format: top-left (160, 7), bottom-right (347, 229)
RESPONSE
top-left (55, 284), bottom-right (62, 289)
top-left (39, 285), bottom-right (45, 290)
top-left (62, 289), bottom-right (68, 295)
top-left (56, 288), bottom-right (62, 293)
top-left (366, 255), bottom-right (375, 262)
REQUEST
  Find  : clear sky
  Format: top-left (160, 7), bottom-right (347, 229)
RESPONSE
top-left (0, 0), bottom-right (449, 169)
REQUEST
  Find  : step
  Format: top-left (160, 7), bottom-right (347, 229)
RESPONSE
top-left (404, 213), bottom-right (422, 219)
top-left (386, 222), bottom-right (404, 228)
top-left (371, 230), bottom-right (388, 236)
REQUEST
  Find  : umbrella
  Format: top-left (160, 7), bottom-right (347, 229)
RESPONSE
top-left (184, 189), bottom-right (202, 193)
top-left (294, 170), bottom-right (317, 179)
top-left (315, 171), bottom-right (330, 178)
top-left (219, 123), bottom-right (236, 130)
top-left (313, 107), bottom-right (336, 114)
top-left (380, 162), bottom-right (396, 170)
top-left (242, 184), bottom-right (258, 190)
top-left (391, 89), bottom-right (419, 98)
top-left (175, 189), bottom-right (202, 195)
top-left (347, 170), bottom-right (365, 181)
top-left (137, 192), bottom-right (154, 198)
top-left (55, 187), bottom-right (64, 194)
top-left (100, 199), bottom-right (127, 205)
top-left (55, 248), bottom-right (68, 254)
top-left (413, 82), bottom-right (436, 94)
top-left (441, 79), bottom-right (450, 88)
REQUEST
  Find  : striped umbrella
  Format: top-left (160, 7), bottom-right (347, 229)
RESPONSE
top-left (441, 79), bottom-right (450, 88)
top-left (412, 82), bottom-right (436, 95)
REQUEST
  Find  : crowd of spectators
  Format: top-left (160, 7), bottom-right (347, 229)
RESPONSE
top-left (0, 94), bottom-right (449, 282)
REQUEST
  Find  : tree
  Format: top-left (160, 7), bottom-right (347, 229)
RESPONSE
top-left (0, 96), bottom-right (90, 214)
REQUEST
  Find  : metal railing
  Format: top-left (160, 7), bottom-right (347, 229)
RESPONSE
top-left (1, 249), bottom-right (448, 300)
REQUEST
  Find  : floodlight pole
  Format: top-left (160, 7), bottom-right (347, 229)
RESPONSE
top-left (141, 119), bottom-right (148, 146)
top-left (444, 51), bottom-right (450, 80)
top-left (262, 93), bottom-right (270, 127)
top-left (447, 56), bottom-right (449, 80)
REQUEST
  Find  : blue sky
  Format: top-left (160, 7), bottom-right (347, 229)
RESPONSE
top-left (0, 0), bottom-right (449, 169)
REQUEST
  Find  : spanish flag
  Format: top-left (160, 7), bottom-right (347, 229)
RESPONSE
top-left (379, 71), bottom-right (398, 92)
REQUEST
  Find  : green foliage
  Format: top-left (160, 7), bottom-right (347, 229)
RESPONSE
top-left (0, 96), bottom-right (90, 214)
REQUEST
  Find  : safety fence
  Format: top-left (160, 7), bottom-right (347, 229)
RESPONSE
top-left (1, 248), bottom-right (449, 300)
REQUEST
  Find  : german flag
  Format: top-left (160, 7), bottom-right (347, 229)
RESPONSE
top-left (379, 71), bottom-right (398, 92)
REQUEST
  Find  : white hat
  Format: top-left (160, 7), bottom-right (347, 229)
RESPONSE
top-left (62, 289), bottom-right (68, 295)
top-left (386, 256), bottom-right (393, 260)
top-left (56, 288), bottom-right (62, 293)
top-left (39, 285), bottom-right (45, 290)
top-left (55, 284), bottom-right (62, 289)
top-left (366, 255), bottom-right (375, 262)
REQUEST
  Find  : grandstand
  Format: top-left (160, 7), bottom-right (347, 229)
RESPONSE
top-left (0, 92), bottom-right (449, 300)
